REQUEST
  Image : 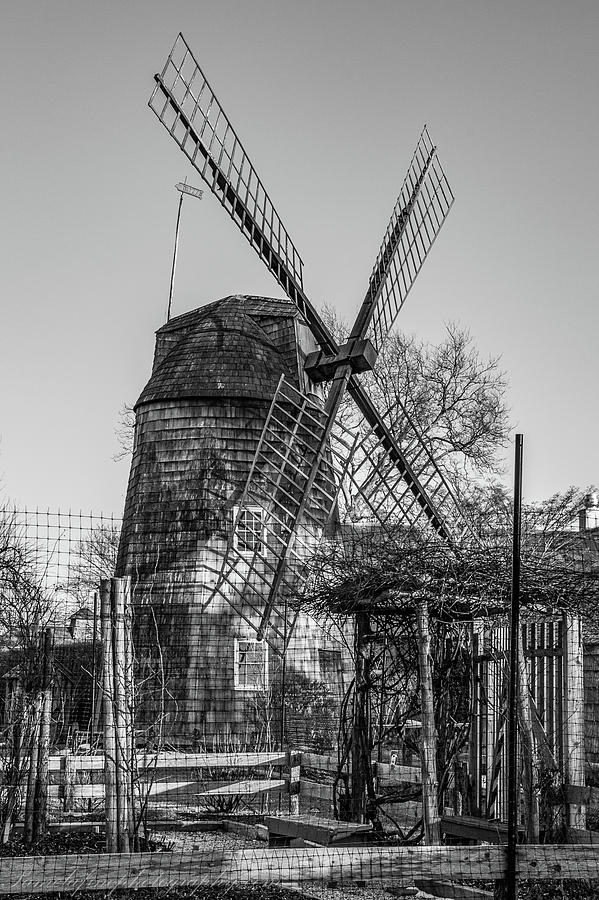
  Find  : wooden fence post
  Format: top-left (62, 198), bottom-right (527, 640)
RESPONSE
top-left (562, 612), bottom-right (586, 831)
top-left (24, 627), bottom-right (54, 846)
top-left (112, 577), bottom-right (131, 852)
top-left (61, 749), bottom-right (75, 813)
top-left (350, 612), bottom-right (370, 822)
top-left (518, 632), bottom-right (539, 842)
top-left (416, 599), bottom-right (440, 845)
top-left (32, 628), bottom-right (53, 844)
top-left (23, 694), bottom-right (41, 846)
top-left (100, 578), bottom-right (118, 852)
top-left (288, 751), bottom-right (301, 816)
top-left (122, 576), bottom-right (136, 848)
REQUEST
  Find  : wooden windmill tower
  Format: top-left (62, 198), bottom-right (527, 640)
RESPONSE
top-left (117, 33), bottom-right (473, 744)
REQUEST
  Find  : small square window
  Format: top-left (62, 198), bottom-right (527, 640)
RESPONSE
top-left (234, 638), bottom-right (268, 691)
top-left (319, 648), bottom-right (343, 678)
top-left (233, 506), bottom-right (265, 554)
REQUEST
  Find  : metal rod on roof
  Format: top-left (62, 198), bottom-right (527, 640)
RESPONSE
top-left (166, 189), bottom-right (184, 323)
top-left (166, 180), bottom-right (204, 322)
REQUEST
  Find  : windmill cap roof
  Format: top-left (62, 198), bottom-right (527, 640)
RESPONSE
top-left (136, 294), bottom-right (300, 407)
top-left (157, 294), bottom-right (300, 333)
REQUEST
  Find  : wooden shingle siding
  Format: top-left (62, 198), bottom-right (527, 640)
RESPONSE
top-left (116, 296), bottom-right (347, 739)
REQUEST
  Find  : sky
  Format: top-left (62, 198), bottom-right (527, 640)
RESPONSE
top-left (0, 0), bottom-right (597, 516)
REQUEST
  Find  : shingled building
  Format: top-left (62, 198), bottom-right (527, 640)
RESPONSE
top-left (116, 295), bottom-right (346, 741)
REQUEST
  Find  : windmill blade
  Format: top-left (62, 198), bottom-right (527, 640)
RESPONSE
top-left (149, 34), bottom-right (307, 311)
top-left (204, 377), bottom-right (358, 649)
top-left (351, 127), bottom-right (454, 352)
top-left (332, 395), bottom-right (479, 545)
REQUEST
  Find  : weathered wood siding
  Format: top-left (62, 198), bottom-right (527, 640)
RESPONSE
top-left (116, 295), bottom-right (347, 739)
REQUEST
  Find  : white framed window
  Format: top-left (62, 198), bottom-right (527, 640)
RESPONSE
top-left (233, 505), bottom-right (265, 554)
top-left (234, 638), bottom-right (268, 691)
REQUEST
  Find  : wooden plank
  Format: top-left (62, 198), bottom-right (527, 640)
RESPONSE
top-left (265, 815), bottom-right (372, 846)
top-left (414, 880), bottom-right (492, 900)
top-left (441, 815), bottom-right (526, 845)
top-left (48, 757), bottom-right (104, 772)
top-left (299, 780), bottom-right (333, 801)
top-left (567, 827), bottom-right (599, 844)
top-left (148, 752), bottom-right (288, 769)
top-left (49, 779), bottom-right (286, 802)
top-left (300, 754), bottom-right (421, 783)
top-left (3, 844), bottom-right (599, 894)
top-left (289, 752), bottom-right (301, 816)
top-left (198, 779), bottom-right (285, 796)
top-left (517, 844), bottom-right (599, 879)
top-left (300, 753), bottom-right (337, 772)
top-left (47, 751), bottom-right (287, 773)
top-left (562, 613), bottom-right (586, 830)
top-left (441, 815), bottom-right (509, 844)
top-left (0, 845), bottom-right (506, 894)
top-left (376, 763), bottom-right (421, 785)
top-left (223, 820), bottom-right (269, 842)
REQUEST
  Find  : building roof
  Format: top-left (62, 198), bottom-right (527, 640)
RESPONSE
top-left (136, 295), bottom-right (299, 408)
top-left (156, 295), bottom-right (299, 334)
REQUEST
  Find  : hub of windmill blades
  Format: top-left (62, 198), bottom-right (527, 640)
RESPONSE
top-left (304, 337), bottom-right (378, 383)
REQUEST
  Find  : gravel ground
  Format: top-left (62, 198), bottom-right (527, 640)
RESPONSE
top-left (152, 828), bottom-right (265, 852)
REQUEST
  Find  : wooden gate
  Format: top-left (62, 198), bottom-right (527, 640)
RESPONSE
top-left (468, 613), bottom-right (584, 829)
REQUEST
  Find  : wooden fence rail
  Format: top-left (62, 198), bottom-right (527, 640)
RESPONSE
top-left (41, 751), bottom-right (420, 808)
top-left (1, 845), bottom-right (599, 895)
top-left (47, 751), bottom-right (288, 772)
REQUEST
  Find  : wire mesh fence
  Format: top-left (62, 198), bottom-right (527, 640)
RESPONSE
top-left (1, 508), bottom-right (599, 897)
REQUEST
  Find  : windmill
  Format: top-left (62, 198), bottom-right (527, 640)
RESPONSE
top-left (149, 33), bottom-right (474, 659)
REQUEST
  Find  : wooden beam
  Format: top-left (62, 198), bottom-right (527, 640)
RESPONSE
top-left (440, 815), bottom-right (521, 844)
top-left (0, 845), bottom-right (506, 894)
top-left (300, 753), bottom-right (337, 772)
top-left (4, 845), bottom-right (599, 894)
top-left (416, 599), bottom-right (440, 844)
top-left (375, 762), bottom-right (421, 786)
top-left (516, 844), bottom-right (599, 879)
top-left (265, 815), bottom-right (372, 846)
top-left (45, 751), bottom-right (288, 773)
top-left (48, 779), bottom-right (286, 801)
top-left (414, 879), bottom-right (493, 900)
top-left (562, 613), bottom-right (586, 830)
top-left (299, 779), bottom-right (333, 801)
top-left (100, 579), bottom-right (117, 853)
top-left (299, 754), bottom-right (421, 784)
top-left (197, 779), bottom-right (286, 796)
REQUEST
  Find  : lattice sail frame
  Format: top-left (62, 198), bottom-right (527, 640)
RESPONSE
top-left (336, 397), bottom-right (474, 543)
top-left (149, 33), bottom-right (304, 304)
top-left (364, 127), bottom-right (454, 354)
top-left (203, 378), bottom-right (358, 651)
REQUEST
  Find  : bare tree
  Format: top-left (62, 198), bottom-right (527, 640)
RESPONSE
top-left (0, 506), bottom-right (56, 844)
top-left (113, 403), bottom-right (136, 462)
top-left (322, 308), bottom-right (511, 521)
top-left (64, 523), bottom-right (120, 604)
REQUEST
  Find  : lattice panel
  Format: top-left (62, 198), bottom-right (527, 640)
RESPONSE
top-left (149, 33), bottom-right (304, 303)
top-left (330, 397), bottom-right (473, 544)
top-left (364, 127), bottom-right (454, 353)
top-left (205, 378), bottom-right (357, 649)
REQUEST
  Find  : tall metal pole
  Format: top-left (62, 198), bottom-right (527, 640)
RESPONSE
top-left (166, 191), bottom-right (184, 323)
top-left (507, 434), bottom-right (524, 899)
